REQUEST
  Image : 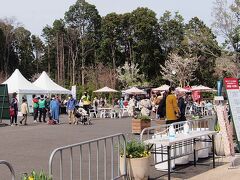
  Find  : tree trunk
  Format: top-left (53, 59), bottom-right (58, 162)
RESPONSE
top-left (48, 45), bottom-right (50, 75)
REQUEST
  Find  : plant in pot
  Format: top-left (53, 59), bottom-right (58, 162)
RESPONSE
top-left (132, 115), bottom-right (151, 134)
top-left (120, 139), bottom-right (151, 180)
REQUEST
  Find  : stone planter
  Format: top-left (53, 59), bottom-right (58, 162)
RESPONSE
top-left (120, 156), bottom-right (150, 180)
top-left (132, 118), bottom-right (151, 134)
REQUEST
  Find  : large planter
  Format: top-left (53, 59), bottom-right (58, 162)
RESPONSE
top-left (120, 156), bottom-right (150, 180)
top-left (132, 118), bottom-right (151, 134)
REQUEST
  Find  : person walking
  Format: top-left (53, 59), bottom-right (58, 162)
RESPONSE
top-left (20, 99), bottom-right (28, 125)
top-left (38, 95), bottom-right (47, 123)
top-left (10, 92), bottom-right (18, 126)
top-left (32, 94), bottom-right (39, 123)
top-left (177, 92), bottom-right (186, 121)
top-left (67, 94), bottom-right (77, 124)
top-left (166, 86), bottom-right (180, 124)
top-left (50, 95), bottom-right (60, 124)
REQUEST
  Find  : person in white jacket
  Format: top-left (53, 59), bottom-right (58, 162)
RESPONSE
top-left (20, 99), bottom-right (28, 125)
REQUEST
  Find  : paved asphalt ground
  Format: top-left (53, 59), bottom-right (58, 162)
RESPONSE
top-left (0, 115), bottom-right (238, 180)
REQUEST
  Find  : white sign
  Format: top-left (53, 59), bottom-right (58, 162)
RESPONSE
top-left (71, 85), bottom-right (77, 99)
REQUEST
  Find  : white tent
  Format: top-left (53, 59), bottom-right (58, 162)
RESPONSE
top-left (94, 86), bottom-right (118, 93)
top-left (152, 84), bottom-right (170, 91)
top-left (33, 71), bottom-right (71, 94)
top-left (2, 69), bottom-right (46, 94)
top-left (191, 85), bottom-right (213, 92)
top-left (123, 87), bottom-right (145, 94)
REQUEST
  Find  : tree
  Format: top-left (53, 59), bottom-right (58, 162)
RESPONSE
top-left (65, 0), bottom-right (101, 86)
top-left (31, 35), bottom-right (44, 73)
top-left (212, 0), bottom-right (240, 53)
top-left (158, 11), bottom-right (185, 56)
top-left (14, 27), bottom-right (35, 79)
top-left (185, 17), bottom-right (221, 86)
top-left (116, 62), bottom-right (145, 88)
top-left (130, 7), bottom-right (160, 81)
top-left (214, 53), bottom-right (239, 78)
top-left (160, 53), bottom-right (198, 87)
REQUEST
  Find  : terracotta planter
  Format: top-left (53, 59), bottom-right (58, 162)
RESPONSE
top-left (132, 118), bottom-right (151, 134)
top-left (120, 156), bottom-right (150, 180)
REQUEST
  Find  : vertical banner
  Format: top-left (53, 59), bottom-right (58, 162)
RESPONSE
top-left (224, 77), bottom-right (240, 149)
top-left (71, 85), bottom-right (77, 99)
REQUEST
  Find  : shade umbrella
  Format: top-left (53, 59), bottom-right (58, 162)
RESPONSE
top-left (152, 84), bottom-right (170, 91)
top-left (176, 87), bottom-right (190, 92)
top-left (94, 86), bottom-right (118, 93)
top-left (191, 85), bottom-right (213, 92)
top-left (124, 87), bottom-right (145, 94)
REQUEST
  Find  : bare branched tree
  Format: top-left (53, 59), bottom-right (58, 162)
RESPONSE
top-left (214, 54), bottom-right (240, 78)
top-left (160, 53), bottom-right (198, 87)
top-left (116, 62), bottom-right (145, 88)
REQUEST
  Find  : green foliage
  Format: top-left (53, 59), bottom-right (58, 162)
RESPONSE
top-left (21, 170), bottom-right (52, 180)
top-left (120, 139), bottom-right (150, 158)
top-left (134, 115), bottom-right (151, 122)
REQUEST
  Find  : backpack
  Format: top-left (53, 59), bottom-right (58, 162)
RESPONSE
top-left (9, 107), bottom-right (15, 117)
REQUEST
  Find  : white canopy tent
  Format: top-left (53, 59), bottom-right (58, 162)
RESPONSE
top-left (33, 71), bottom-right (71, 94)
top-left (123, 87), bottom-right (145, 94)
top-left (94, 86), bottom-right (118, 93)
top-left (152, 84), bottom-right (170, 91)
top-left (2, 69), bottom-right (46, 94)
top-left (191, 85), bottom-right (214, 92)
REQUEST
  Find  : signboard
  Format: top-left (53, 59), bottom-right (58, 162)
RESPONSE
top-left (224, 77), bottom-right (240, 148)
top-left (71, 85), bottom-right (77, 99)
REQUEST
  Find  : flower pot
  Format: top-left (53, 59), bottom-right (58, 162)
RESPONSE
top-left (132, 118), bottom-right (151, 134)
top-left (214, 132), bottom-right (225, 156)
top-left (120, 156), bottom-right (150, 180)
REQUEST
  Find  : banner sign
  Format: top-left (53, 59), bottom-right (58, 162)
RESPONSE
top-left (71, 85), bottom-right (77, 99)
top-left (224, 77), bottom-right (240, 148)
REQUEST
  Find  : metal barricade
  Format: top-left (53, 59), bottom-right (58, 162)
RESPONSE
top-left (49, 133), bottom-right (127, 180)
top-left (0, 160), bottom-right (15, 180)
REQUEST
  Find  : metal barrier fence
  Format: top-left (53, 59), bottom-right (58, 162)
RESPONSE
top-left (0, 160), bottom-right (15, 180)
top-left (49, 133), bottom-right (127, 180)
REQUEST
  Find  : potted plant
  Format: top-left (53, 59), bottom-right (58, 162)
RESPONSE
top-left (132, 115), bottom-right (151, 134)
top-left (120, 139), bottom-right (151, 180)
top-left (21, 170), bottom-right (52, 180)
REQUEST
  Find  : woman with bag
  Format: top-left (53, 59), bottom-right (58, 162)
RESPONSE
top-left (10, 92), bottom-right (18, 126)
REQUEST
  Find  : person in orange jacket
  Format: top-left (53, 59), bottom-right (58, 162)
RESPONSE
top-left (166, 86), bottom-right (180, 124)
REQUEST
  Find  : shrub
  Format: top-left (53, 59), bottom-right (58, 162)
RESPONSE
top-left (21, 170), bottom-right (52, 180)
top-left (120, 139), bottom-right (150, 158)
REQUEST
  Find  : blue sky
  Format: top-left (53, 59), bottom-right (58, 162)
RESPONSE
top-left (0, 0), bottom-right (232, 40)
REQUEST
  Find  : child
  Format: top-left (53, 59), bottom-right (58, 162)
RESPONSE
top-left (20, 99), bottom-right (28, 125)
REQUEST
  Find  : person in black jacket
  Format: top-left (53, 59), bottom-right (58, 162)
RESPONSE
top-left (157, 91), bottom-right (167, 120)
top-left (178, 92), bottom-right (186, 121)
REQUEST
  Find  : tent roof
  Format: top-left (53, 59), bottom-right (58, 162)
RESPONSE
top-left (94, 86), bottom-right (118, 93)
top-left (2, 69), bottom-right (46, 94)
top-left (191, 85), bottom-right (213, 92)
top-left (152, 84), bottom-right (170, 91)
top-left (123, 87), bottom-right (145, 94)
top-left (33, 71), bottom-right (71, 94)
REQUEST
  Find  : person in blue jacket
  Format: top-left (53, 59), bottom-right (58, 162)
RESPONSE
top-left (66, 94), bottom-right (77, 124)
top-left (50, 95), bottom-right (60, 123)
